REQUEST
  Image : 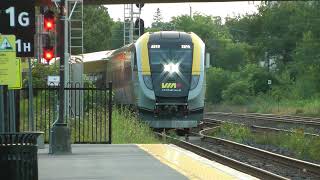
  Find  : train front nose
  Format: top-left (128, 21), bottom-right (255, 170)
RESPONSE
top-left (150, 62), bottom-right (192, 116)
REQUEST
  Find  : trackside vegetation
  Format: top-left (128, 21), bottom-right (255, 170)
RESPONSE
top-left (210, 122), bottom-right (320, 162)
top-left (112, 107), bottom-right (160, 144)
top-left (29, 2), bottom-right (320, 117)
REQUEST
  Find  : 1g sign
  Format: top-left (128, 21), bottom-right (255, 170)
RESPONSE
top-left (0, 0), bottom-right (35, 57)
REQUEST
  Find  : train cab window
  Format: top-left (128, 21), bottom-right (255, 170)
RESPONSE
top-left (149, 47), bottom-right (193, 73)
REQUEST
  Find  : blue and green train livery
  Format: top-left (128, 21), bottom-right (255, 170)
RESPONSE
top-left (105, 31), bottom-right (206, 129)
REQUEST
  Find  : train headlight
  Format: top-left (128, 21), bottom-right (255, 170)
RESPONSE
top-left (164, 63), bottom-right (179, 74)
top-left (190, 75), bottom-right (200, 90)
top-left (143, 75), bottom-right (153, 90)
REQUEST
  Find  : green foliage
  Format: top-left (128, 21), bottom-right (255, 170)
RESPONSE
top-left (110, 21), bottom-right (124, 49)
top-left (222, 81), bottom-right (251, 105)
top-left (84, 5), bottom-right (113, 53)
top-left (152, 8), bottom-right (163, 28)
top-left (241, 64), bottom-right (276, 95)
top-left (206, 67), bottom-right (231, 104)
top-left (215, 122), bottom-right (252, 143)
top-left (24, 63), bottom-right (58, 87)
top-left (112, 107), bottom-right (160, 144)
top-left (213, 42), bottom-right (249, 71)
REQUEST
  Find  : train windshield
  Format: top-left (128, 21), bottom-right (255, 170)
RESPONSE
top-left (149, 48), bottom-right (193, 72)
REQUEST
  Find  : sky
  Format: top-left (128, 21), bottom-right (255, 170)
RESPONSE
top-left (105, 2), bottom-right (260, 27)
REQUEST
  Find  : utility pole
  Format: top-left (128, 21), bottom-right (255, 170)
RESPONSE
top-left (50, 0), bottom-right (71, 154)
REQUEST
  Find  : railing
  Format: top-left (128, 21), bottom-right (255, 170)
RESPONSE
top-left (17, 82), bottom-right (112, 144)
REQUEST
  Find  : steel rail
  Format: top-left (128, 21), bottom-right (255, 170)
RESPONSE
top-left (206, 112), bottom-right (320, 127)
top-left (246, 113), bottom-right (320, 121)
top-left (197, 128), bottom-right (320, 179)
top-left (203, 118), bottom-right (320, 137)
top-left (155, 132), bottom-right (287, 180)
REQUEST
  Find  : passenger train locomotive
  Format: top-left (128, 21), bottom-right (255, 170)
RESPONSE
top-left (106, 31), bottom-right (206, 129)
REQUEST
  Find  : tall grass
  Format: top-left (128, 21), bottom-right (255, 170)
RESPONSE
top-left (20, 102), bottom-right (160, 144)
top-left (112, 107), bottom-right (160, 144)
top-left (206, 98), bottom-right (320, 117)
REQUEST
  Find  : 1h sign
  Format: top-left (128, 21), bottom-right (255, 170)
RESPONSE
top-left (0, 0), bottom-right (35, 57)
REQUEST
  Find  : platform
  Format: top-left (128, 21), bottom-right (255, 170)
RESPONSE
top-left (38, 144), bottom-right (258, 180)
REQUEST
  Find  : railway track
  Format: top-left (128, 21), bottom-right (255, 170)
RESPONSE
top-left (203, 118), bottom-right (319, 137)
top-left (206, 112), bottom-right (320, 134)
top-left (194, 128), bottom-right (320, 180)
top-left (157, 127), bottom-right (320, 179)
top-left (156, 132), bottom-right (286, 180)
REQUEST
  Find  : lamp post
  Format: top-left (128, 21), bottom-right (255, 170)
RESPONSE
top-left (49, 0), bottom-right (71, 154)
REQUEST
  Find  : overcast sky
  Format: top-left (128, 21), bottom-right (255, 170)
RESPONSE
top-left (105, 2), bottom-right (260, 27)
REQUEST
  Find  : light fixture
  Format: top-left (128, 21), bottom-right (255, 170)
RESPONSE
top-left (164, 63), bottom-right (179, 74)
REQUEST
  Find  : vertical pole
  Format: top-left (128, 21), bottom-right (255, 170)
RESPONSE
top-left (108, 82), bottom-right (112, 144)
top-left (28, 57), bottom-right (34, 131)
top-left (206, 53), bottom-right (210, 68)
top-left (9, 90), bottom-right (16, 132)
top-left (123, 4), bottom-right (125, 46)
top-left (50, 0), bottom-right (71, 154)
top-left (0, 86), bottom-right (5, 132)
top-left (15, 90), bottom-right (20, 132)
top-left (64, 1), bottom-right (70, 119)
top-left (58, 0), bottom-right (66, 124)
top-left (3, 85), bottom-right (9, 132)
top-left (130, 4), bottom-right (133, 44)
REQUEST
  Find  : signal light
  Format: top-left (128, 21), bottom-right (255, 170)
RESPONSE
top-left (43, 47), bottom-right (54, 62)
top-left (44, 10), bottom-right (55, 31)
top-left (136, 3), bottom-right (144, 8)
top-left (134, 18), bottom-right (144, 36)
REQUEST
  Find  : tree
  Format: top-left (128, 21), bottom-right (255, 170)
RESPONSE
top-left (84, 5), bottom-right (113, 53)
top-left (110, 21), bottom-right (124, 49)
top-left (152, 8), bottom-right (163, 28)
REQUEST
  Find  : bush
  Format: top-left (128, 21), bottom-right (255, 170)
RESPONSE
top-left (206, 67), bottom-right (232, 104)
top-left (23, 62), bottom-right (58, 88)
top-left (222, 81), bottom-right (251, 105)
top-left (241, 64), bottom-right (277, 95)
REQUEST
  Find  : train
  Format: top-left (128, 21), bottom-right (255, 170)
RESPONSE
top-left (103, 31), bottom-right (206, 129)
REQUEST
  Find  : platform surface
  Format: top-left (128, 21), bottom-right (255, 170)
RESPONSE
top-left (38, 144), bottom-right (258, 180)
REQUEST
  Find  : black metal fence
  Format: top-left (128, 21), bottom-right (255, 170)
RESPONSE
top-left (18, 82), bottom-right (112, 144)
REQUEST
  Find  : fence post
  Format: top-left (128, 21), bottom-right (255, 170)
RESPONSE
top-left (3, 85), bottom-right (9, 132)
top-left (108, 82), bottom-right (112, 144)
top-left (15, 90), bottom-right (20, 132)
top-left (9, 90), bottom-right (16, 132)
top-left (28, 57), bottom-right (34, 131)
top-left (0, 86), bottom-right (5, 132)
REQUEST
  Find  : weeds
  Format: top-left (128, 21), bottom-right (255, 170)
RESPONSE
top-left (211, 122), bottom-right (320, 162)
top-left (206, 98), bottom-right (320, 117)
top-left (111, 107), bottom-right (160, 144)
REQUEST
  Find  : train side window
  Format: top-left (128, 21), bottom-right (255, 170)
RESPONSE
top-left (133, 52), bottom-right (138, 71)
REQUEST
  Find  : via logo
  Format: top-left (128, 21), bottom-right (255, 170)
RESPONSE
top-left (161, 83), bottom-right (183, 89)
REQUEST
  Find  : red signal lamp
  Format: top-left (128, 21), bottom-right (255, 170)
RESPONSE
top-left (44, 10), bottom-right (55, 31)
top-left (44, 19), bottom-right (54, 31)
top-left (43, 47), bottom-right (54, 62)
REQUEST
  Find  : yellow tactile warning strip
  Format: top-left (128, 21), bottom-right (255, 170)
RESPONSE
top-left (138, 144), bottom-right (259, 180)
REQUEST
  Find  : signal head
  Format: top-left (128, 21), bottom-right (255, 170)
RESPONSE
top-left (44, 10), bottom-right (55, 31)
top-left (43, 47), bottom-right (54, 62)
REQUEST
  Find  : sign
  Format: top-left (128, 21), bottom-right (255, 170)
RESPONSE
top-left (9, 58), bottom-right (22, 89)
top-left (47, 76), bottom-right (60, 86)
top-left (0, 0), bottom-right (35, 57)
top-left (268, 80), bottom-right (272, 85)
top-left (0, 35), bottom-right (16, 86)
